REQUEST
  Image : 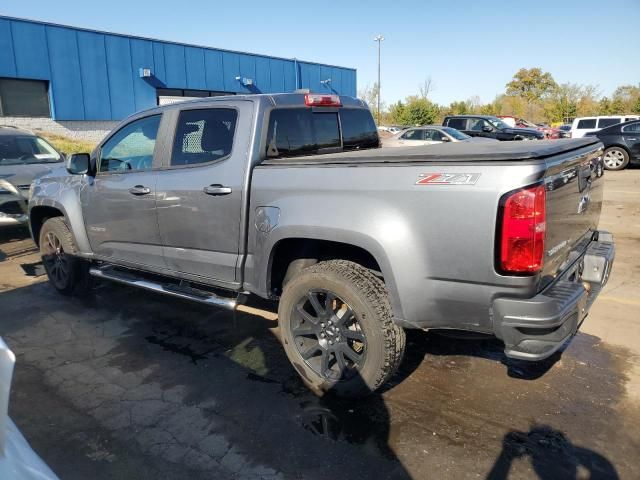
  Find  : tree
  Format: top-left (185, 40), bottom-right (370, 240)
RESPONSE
top-left (506, 68), bottom-right (557, 104)
top-left (419, 76), bottom-right (435, 99)
top-left (358, 83), bottom-right (384, 124)
top-left (448, 100), bottom-right (471, 115)
top-left (387, 97), bottom-right (439, 126)
top-left (633, 97), bottom-right (640, 114)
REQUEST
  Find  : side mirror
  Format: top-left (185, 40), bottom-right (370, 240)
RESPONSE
top-left (441, 136), bottom-right (451, 142)
top-left (66, 153), bottom-right (90, 175)
top-left (482, 125), bottom-right (493, 133)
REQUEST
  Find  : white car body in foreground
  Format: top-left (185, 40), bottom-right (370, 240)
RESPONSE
top-left (0, 338), bottom-right (59, 480)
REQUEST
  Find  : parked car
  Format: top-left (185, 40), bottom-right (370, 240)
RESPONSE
top-left (0, 127), bottom-right (64, 228)
top-left (383, 125), bottom-right (497, 147)
top-left (442, 115), bottom-right (544, 140)
top-left (0, 338), bottom-right (59, 479)
top-left (29, 93), bottom-right (614, 397)
top-left (584, 119), bottom-right (640, 170)
top-left (570, 115), bottom-right (640, 138)
top-left (558, 124), bottom-right (572, 138)
top-left (497, 116), bottom-right (563, 139)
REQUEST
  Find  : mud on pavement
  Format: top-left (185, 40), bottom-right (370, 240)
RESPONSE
top-left (1, 170), bottom-right (640, 480)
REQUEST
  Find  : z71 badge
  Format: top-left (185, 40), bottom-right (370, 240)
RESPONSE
top-left (416, 173), bottom-right (481, 185)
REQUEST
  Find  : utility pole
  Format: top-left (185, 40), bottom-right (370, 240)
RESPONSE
top-left (374, 34), bottom-right (384, 125)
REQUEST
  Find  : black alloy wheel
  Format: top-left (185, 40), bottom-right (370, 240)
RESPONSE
top-left (292, 289), bottom-right (366, 381)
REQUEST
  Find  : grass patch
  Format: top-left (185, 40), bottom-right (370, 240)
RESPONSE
top-left (39, 132), bottom-right (96, 155)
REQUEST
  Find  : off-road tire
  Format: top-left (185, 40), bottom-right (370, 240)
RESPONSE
top-left (39, 217), bottom-right (92, 296)
top-left (279, 260), bottom-right (405, 397)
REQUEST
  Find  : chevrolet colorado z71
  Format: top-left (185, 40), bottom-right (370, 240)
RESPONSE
top-left (29, 93), bottom-right (614, 396)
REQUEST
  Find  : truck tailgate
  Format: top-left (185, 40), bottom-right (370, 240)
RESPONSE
top-left (541, 142), bottom-right (605, 284)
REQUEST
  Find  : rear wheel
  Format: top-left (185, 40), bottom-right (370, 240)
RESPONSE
top-left (279, 260), bottom-right (405, 397)
top-left (39, 217), bottom-right (91, 295)
top-left (602, 147), bottom-right (629, 171)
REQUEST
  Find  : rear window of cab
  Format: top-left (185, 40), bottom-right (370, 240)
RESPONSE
top-left (265, 108), bottom-right (379, 158)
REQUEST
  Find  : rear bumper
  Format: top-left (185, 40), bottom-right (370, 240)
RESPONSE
top-left (493, 231), bottom-right (615, 361)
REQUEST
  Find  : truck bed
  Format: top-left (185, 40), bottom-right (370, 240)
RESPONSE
top-left (261, 138), bottom-right (601, 165)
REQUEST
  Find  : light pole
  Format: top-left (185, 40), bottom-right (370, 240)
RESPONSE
top-left (374, 34), bottom-right (384, 125)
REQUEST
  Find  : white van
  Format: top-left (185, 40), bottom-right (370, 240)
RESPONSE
top-left (570, 115), bottom-right (640, 138)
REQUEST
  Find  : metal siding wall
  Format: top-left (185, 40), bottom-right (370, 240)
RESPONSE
top-left (268, 58), bottom-right (285, 93)
top-left (163, 43), bottom-right (187, 89)
top-left (283, 60), bottom-right (297, 92)
top-left (204, 49), bottom-right (224, 91)
top-left (152, 42), bottom-right (167, 87)
top-left (239, 54), bottom-right (255, 93)
top-left (11, 21), bottom-right (49, 80)
top-left (0, 19), bottom-right (17, 77)
top-left (130, 39), bottom-right (156, 111)
top-left (77, 31), bottom-right (111, 120)
top-left (46, 26), bottom-right (85, 120)
top-left (185, 46), bottom-right (206, 90)
top-left (222, 52), bottom-right (240, 92)
top-left (104, 35), bottom-right (135, 120)
top-left (1, 17), bottom-right (357, 120)
top-left (254, 56), bottom-right (271, 94)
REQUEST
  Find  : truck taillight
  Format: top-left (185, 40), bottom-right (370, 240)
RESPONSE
top-left (499, 184), bottom-right (546, 274)
top-left (304, 94), bottom-right (341, 107)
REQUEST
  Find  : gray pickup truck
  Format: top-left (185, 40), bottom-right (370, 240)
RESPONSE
top-left (29, 93), bottom-right (615, 396)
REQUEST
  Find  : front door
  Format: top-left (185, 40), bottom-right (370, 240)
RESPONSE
top-left (155, 103), bottom-right (251, 287)
top-left (81, 114), bottom-right (165, 268)
top-left (622, 122), bottom-right (640, 160)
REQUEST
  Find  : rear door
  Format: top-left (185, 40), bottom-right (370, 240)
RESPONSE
top-left (155, 101), bottom-right (253, 287)
top-left (622, 122), bottom-right (640, 160)
top-left (81, 114), bottom-right (165, 267)
top-left (398, 129), bottom-right (426, 145)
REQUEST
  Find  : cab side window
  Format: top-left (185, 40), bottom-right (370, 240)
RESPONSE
top-left (100, 115), bottom-right (161, 173)
top-left (171, 108), bottom-right (238, 166)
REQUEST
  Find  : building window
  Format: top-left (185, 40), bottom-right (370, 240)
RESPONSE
top-left (157, 88), bottom-right (233, 106)
top-left (0, 78), bottom-right (51, 117)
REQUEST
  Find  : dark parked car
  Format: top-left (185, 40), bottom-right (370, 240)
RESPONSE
top-left (442, 115), bottom-right (544, 141)
top-left (0, 126), bottom-right (64, 228)
top-left (585, 119), bottom-right (640, 170)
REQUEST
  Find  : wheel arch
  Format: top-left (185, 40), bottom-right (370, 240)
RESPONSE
top-left (29, 205), bottom-right (66, 247)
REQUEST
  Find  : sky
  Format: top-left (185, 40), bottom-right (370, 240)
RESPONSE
top-left (2, 0), bottom-right (639, 106)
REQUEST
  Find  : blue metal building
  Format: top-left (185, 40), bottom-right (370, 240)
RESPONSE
top-left (0, 16), bottom-right (357, 121)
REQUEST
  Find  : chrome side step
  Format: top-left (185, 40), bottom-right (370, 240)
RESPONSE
top-left (89, 266), bottom-right (238, 310)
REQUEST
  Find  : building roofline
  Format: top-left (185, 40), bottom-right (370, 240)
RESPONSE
top-left (0, 14), bottom-right (357, 72)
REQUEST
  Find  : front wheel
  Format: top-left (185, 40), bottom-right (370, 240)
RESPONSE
top-left (602, 147), bottom-right (629, 171)
top-left (39, 217), bottom-right (91, 296)
top-left (278, 260), bottom-right (405, 397)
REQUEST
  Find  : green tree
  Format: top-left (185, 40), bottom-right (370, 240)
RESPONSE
top-left (506, 68), bottom-right (557, 103)
top-left (448, 100), bottom-right (470, 115)
top-left (388, 97), bottom-right (439, 126)
top-left (633, 97), bottom-right (640, 114)
top-left (599, 97), bottom-right (612, 115)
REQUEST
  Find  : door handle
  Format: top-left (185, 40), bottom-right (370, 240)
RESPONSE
top-left (203, 184), bottom-right (232, 196)
top-left (129, 185), bottom-right (151, 195)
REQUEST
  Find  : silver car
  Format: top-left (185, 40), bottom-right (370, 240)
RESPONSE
top-left (383, 125), bottom-right (497, 147)
top-left (0, 127), bottom-right (64, 228)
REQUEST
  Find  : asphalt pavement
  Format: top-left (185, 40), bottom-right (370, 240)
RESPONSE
top-left (1, 168), bottom-right (639, 480)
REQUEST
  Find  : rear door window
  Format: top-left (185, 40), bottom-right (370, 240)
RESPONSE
top-left (597, 118), bottom-right (621, 129)
top-left (577, 119), bottom-right (596, 129)
top-left (446, 118), bottom-right (468, 130)
top-left (171, 108), bottom-right (238, 166)
top-left (622, 123), bottom-right (640, 133)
